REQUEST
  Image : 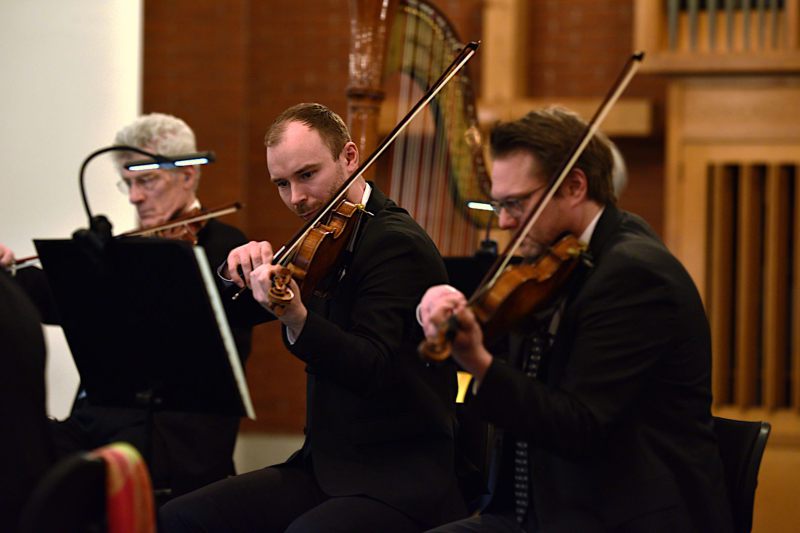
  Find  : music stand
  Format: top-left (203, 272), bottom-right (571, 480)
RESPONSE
top-left (444, 255), bottom-right (495, 296)
top-left (34, 236), bottom-right (255, 421)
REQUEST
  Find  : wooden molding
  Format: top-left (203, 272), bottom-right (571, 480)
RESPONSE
top-left (477, 97), bottom-right (653, 137)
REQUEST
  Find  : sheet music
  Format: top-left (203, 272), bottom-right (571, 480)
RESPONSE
top-left (194, 246), bottom-right (256, 420)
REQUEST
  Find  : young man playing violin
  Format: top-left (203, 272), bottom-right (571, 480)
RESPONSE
top-left (0, 113), bottom-right (252, 500)
top-left (418, 107), bottom-right (733, 533)
top-left (159, 103), bottom-right (467, 532)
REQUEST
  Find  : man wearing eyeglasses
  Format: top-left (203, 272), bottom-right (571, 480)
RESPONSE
top-left (418, 107), bottom-right (733, 532)
top-left (0, 113), bottom-right (253, 502)
top-left (113, 114), bottom-right (205, 229)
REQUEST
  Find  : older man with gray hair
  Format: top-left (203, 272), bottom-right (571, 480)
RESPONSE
top-left (1, 112), bottom-right (252, 502)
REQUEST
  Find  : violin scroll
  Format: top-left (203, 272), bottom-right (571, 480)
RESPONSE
top-left (267, 266), bottom-right (295, 316)
top-left (419, 316), bottom-right (458, 362)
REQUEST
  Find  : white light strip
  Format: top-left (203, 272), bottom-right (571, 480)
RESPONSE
top-left (174, 157), bottom-right (209, 167)
top-left (467, 201), bottom-right (493, 212)
top-left (126, 162), bottom-right (160, 171)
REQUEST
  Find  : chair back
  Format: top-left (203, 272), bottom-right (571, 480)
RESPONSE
top-left (89, 442), bottom-right (156, 533)
top-left (712, 416), bottom-right (771, 533)
top-left (18, 441), bottom-right (156, 533)
top-left (17, 452), bottom-right (106, 533)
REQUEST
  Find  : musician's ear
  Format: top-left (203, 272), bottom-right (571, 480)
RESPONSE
top-left (342, 141), bottom-right (359, 172)
top-left (178, 166), bottom-right (199, 191)
top-left (564, 168), bottom-right (589, 204)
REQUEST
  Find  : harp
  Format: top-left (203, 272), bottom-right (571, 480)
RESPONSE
top-left (347, 0), bottom-right (492, 256)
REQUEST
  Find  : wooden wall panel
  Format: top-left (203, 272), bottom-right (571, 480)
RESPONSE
top-left (763, 165), bottom-right (790, 409)
top-left (795, 170), bottom-right (800, 411)
top-left (708, 164), bottom-right (735, 406)
top-left (668, 74), bottom-right (800, 527)
top-left (735, 165), bottom-right (763, 408)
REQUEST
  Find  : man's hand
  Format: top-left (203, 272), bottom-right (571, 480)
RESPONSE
top-left (0, 243), bottom-right (16, 269)
top-left (418, 285), bottom-right (492, 382)
top-left (225, 241), bottom-right (273, 289)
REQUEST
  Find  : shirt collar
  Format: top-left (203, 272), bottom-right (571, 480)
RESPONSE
top-left (361, 182), bottom-right (372, 206)
top-left (579, 207), bottom-right (604, 245)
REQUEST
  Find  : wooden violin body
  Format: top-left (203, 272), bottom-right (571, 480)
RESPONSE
top-left (420, 234), bottom-right (588, 362)
top-left (143, 206), bottom-right (207, 245)
top-left (268, 200), bottom-right (365, 312)
top-left (473, 234), bottom-right (587, 344)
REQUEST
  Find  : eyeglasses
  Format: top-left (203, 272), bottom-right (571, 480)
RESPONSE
top-left (116, 173), bottom-right (164, 194)
top-left (489, 184), bottom-right (547, 216)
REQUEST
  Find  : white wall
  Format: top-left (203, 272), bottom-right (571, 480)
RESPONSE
top-left (0, 1), bottom-right (142, 418)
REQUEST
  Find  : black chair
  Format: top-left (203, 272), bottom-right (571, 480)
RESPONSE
top-left (17, 452), bottom-right (106, 533)
top-left (712, 416), bottom-right (771, 533)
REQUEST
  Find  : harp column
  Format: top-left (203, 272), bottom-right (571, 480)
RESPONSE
top-left (347, 0), bottom-right (397, 184)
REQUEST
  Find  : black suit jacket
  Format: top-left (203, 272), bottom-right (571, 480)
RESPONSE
top-left (228, 185), bottom-right (466, 527)
top-left (473, 205), bottom-right (733, 532)
top-left (16, 218), bottom-right (252, 497)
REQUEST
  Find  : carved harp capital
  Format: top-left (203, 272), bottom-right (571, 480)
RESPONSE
top-left (348, 0), bottom-right (398, 166)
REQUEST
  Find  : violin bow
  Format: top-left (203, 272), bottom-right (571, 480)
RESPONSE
top-left (8, 201), bottom-right (243, 271)
top-left (470, 51), bottom-right (644, 305)
top-left (271, 41), bottom-right (481, 268)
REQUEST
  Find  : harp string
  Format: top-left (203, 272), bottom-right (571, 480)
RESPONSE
top-left (354, 0), bottom-right (492, 256)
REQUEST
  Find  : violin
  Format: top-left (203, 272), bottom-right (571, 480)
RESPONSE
top-left (9, 202), bottom-right (242, 270)
top-left (420, 234), bottom-right (590, 361)
top-left (132, 204), bottom-right (214, 245)
top-left (419, 51), bottom-right (644, 362)
top-left (472, 234), bottom-right (587, 342)
top-left (268, 198), bottom-right (366, 311)
top-left (244, 42), bottom-right (481, 313)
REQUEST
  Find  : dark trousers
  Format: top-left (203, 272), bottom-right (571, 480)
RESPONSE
top-left (51, 403), bottom-right (239, 498)
top-left (425, 512), bottom-right (524, 532)
top-left (158, 456), bottom-right (424, 533)
top-left (425, 506), bottom-right (693, 533)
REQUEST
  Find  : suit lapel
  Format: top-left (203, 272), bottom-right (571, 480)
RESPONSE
top-left (587, 204), bottom-right (623, 261)
top-left (546, 205), bottom-right (623, 383)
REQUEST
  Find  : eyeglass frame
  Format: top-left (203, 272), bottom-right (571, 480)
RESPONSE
top-left (489, 183), bottom-right (548, 217)
top-left (116, 172), bottom-right (166, 195)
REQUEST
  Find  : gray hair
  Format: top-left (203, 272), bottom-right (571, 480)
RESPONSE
top-left (112, 112), bottom-right (197, 165)
top-left (609, 139), bottom-right (628, 197)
